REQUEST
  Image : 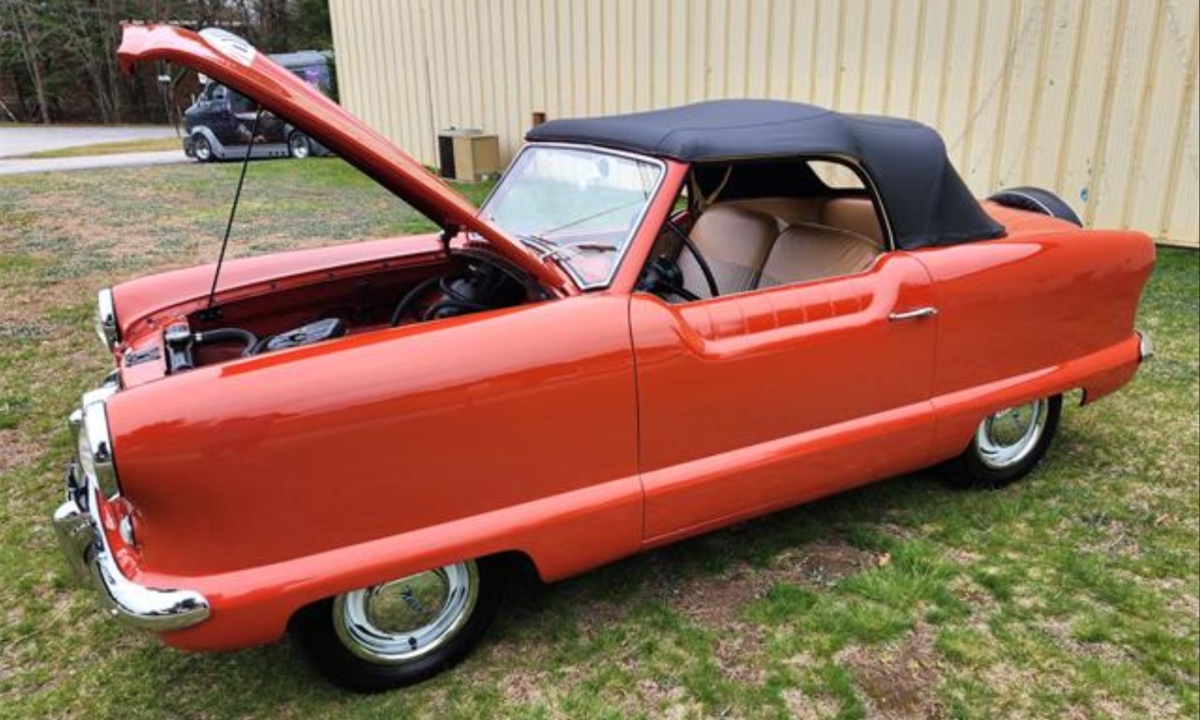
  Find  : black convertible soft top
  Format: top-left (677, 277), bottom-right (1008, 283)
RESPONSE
top-left (526, 100), bottom-right (1005, 250)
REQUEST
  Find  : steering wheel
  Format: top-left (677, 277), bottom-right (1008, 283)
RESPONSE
top-left (389, 248), bottom-right (544, 326)
top-left (666, 220), bottom-right (720, 299)
top-left (639, 255), bottom-right (701, 302)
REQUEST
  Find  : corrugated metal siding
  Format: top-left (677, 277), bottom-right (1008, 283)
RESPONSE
top-left (329, 0), bottom-right (1199, 247)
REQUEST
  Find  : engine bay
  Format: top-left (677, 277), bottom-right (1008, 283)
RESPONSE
top-left (166, 249), bottom-right (544, 373)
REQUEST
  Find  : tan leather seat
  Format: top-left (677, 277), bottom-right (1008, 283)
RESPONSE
top-left (821, 197), bottom-right (885, 248)
top-left (758, 222), bottom-right (881, 287)
top-left (678, 205), bottom-right (778, 297)
top-left (725, 197), bottom-right (825, 230)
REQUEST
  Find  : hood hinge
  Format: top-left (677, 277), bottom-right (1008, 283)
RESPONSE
top-left (439, 224), bottom-right (460, 251)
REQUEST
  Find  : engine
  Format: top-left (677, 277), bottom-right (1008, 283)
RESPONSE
top-left (164, 317), bottom-right (348, 372)
top-left (168, 249), bottom-right (539, 374)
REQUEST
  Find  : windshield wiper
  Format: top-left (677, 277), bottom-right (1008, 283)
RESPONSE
top-left (514, 233), bottom-right (554, 255)
top-left (537, 241), bottom-right (619, 262)
top-left (514, 233), bottom-right (576, 271)
top-left (516, 232), bottom-right (617, 265)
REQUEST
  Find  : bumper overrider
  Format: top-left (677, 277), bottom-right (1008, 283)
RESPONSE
top-left (51, 377), bottom-right (210, 632)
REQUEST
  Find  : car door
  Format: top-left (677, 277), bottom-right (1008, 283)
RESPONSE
top-left (631, 252), bottom-right (939, 541)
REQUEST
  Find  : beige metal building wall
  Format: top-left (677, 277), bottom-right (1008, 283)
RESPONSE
top-left (329, 0), bottom-right (1199, 247)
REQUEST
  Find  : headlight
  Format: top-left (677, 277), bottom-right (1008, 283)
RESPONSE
top-left (76, 420), bottom-right (96, 480)
top-left (96, 288), bottom-right (120, 349)
top-left (74, 389), bottom-right (121, 500)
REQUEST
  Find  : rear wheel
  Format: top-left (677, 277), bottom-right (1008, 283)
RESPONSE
top-left (943, 395), bottom-right (1062, 489)
top-left (192, 134), bottom-right (215, 163)
top-left (292, 557), bottom-right (503, 692)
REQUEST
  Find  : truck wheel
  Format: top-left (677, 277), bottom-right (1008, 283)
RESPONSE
top-left (288, 131), bottom-right (312, 159)
top-left (987, 186), bottom-right (1082, 226)
top-left (292, 557), bottom-right (504, 692)
top-left (943, 395), bottom-right (1062, 489)
top-left (192, 135), bottom-right (215, 163)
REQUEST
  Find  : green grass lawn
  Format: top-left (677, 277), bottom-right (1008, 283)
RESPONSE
top-left (16, 137), bottom-right (184, 159)
top-left (0, 158), bottom-right (1196, 719)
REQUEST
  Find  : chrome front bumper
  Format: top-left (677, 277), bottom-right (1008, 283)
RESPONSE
top-left (53, 462), bottom-right (210, 632)
top-left (1137, 329), bottom-right (1154, 362)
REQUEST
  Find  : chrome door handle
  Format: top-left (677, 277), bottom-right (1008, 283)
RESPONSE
top-left (888, 307), bottom-right (938, 322)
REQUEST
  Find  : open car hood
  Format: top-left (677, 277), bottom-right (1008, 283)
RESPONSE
top-left (118, 24), bottom-right (568, 291)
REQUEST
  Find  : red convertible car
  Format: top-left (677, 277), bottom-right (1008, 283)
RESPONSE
top-left (52, 25), bottom-right (1155, 691)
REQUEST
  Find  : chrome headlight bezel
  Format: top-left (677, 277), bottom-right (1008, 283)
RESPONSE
top-left (96, 288), bottom-right (120, 350)
top-left (73, 384), bottom-right (121, 500)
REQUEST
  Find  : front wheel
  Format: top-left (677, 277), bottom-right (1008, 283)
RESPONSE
top-left (943, 395), bottom-right (1062, 489)
top-left (292, 557), bottom-right (503, 692)
top-left (288, 131), bottom-right (313, 159)
top-left (192, 134), bottom-right (215, 163)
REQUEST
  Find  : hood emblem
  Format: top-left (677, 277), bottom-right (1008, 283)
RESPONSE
top-left (199, 28), bottom-right (257, 66)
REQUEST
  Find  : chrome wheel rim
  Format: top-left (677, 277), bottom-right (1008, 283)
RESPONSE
top-left (975, 398), bottom-right (1049, 469)
top-left (333, 561), bottom-right (478, 663)
top-left (289, 135), bottom-right (310, 158)
top-left (194, 139), bottom-right (211, 161)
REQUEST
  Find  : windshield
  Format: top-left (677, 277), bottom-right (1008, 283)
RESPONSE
top-left (482, 146), bottom-right (663, 288)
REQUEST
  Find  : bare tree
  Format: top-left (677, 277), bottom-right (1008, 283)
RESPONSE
top-left (2, 1), bottom-right (53, 123)
top-left (0, 0), bottom-right (329, 124)
top-left (256, 0), bottom-right (289, 51)
top-left (58, 1), bottom-right (124, 124)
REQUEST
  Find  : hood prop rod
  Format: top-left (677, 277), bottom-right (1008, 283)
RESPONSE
top-left (203, 106), bottom-right (265, 315)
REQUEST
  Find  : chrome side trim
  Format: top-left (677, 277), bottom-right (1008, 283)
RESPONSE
top-left (53, 463), bottom-right (210, 632)
top-left (1137, 330), bottom-right (1154, 362)
top-left (96, 288), bottom-right (120, 349)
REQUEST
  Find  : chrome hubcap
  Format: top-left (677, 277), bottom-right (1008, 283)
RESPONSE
top-left (975, 398), bottom-right (1049, 469)
top-left (333, 562), bottom-right (478, 663)
top-left (290, 136), bottom-right (309, 157)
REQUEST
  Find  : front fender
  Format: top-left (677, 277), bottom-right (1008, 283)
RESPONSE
top-left (106, 294), bottom-right (641, 648)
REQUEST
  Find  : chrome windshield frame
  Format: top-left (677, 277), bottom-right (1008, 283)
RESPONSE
top-left (479, 142), bottom-right (668, 292)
